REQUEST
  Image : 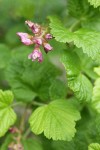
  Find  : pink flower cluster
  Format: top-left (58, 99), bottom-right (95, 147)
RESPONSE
top-left (17, 21), bottom-right (53, 62)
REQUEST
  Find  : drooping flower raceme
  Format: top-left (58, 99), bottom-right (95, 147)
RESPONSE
top-left (17, 20), bottom-right (53, 62)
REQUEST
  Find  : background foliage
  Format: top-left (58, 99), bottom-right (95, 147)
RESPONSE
top-left (0, 0), bottom-right (100, 150)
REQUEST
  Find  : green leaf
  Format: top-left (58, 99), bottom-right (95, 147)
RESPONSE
top-left (67, 0), bottom-right (90, 18)
top-left (0, 44), bottom-right (11, 69)
top-left (49, 16), bottom-right (100, 60)
top-left (48, 16), bottom-right (74, 43)
top-left (88, 0), bottom-right (100, 8)
top-left (0, 90), bottom-right (16, 137)
top-left (94, 67), bottom-right (100, 76)
top-left (29, 100), bottom-right (80, 141)
top-left (92, 78), bottom-right (100, 112)
top-left (49, 79), bottom-right (67, 100)
top-left (22, 138), bottom-right (43, 150)
top-left (92, 67), bottom-right (100, 113)
top-left (69, 74), bottom-right (93, 102)
top-left (95, 115), bottom-right (100, 133)
top-left (6, 46), bottom-right (61, 102)
top-left (53, 107), bottom-right (100, 150)
top-left (73, 29), bottom-right (100, 60)
top-left (75, 48), bottom-right (98, 80)
top-left (88, 143), bottom-right (100, 150)
top-left (61, 50), bottom-right (93, 102)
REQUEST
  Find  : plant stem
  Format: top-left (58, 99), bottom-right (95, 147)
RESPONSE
top-left (19, 104), bottom-right (29, 132)
top-left (69, 20), bottom-right (81, 32)
top-left (32, 101), bottom-right (45, 106)
top-left (11, 100), bottom-right (45, 108)
top-left (11, 102), bottom-right (24, 107)
top-left (23, 127), bottom-right (31, 139)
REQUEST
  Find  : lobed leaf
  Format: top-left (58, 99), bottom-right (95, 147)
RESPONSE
top-left (88, 143), bottom-right (100, 150)
top-left (74, 29), bottom-right (100, 60)
top-left (92, 67), bottom-right (100, 113)
top-left (49, 16), bottom-right (100, 60)
top-left (6, 46), bottom-right (61, 102)
top-left (61, 51), bottom-right (93, 102)
top-left (29, 100), bottom-right (80, 141)
top-left (88, 0), bottom-right (100, 8)
top-left (0, 90), bottom-right (16, 137)
top-left (48, 16), bottom-right (74, 43)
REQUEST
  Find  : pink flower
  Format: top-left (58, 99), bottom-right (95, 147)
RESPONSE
top-left (17, 32), bottom-right (33, 45)
top-left (32, 24), bottom-right (40, 34)
top-left (25, 20), bottom-right (40, 34)
top-left (45, 34), bottom-right (53, 40)
top-left (33, 38), bottom-right (42, 45)
top-left (17, 20), bottom-right (53, 62)
top-left (43, 43), bottom-right (53, 53)
top-left (28, 49), bottom-right (43, 62)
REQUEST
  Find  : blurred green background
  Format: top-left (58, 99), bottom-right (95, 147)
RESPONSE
top-left (0, 0), bottom-right (67, 90)
top-left (0, 0), bottom-right (67, 46)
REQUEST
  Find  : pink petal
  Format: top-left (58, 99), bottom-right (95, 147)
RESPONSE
top-left (28, 49), bottom-right (43, 62)
top-left (43, 43), bottom-right (53, 53)
top-left (25, 20), bottom-right (40, 34)
top-left (25, 20), bottom-right (34, 28)
top-left (45, 34), bottom-right (53, 40)
top-left (33, 38), bottom-right (42, 45)
top-left (17, 32), bottom-right (33, 45)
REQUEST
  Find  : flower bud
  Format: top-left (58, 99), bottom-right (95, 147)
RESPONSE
top-left (43, 43), bottom-right (53, 53)
top-left (33, 38), bottom-right (42, 45)
top-left (17, 32), bottom-right (33, 45)
top-left (45, 33), bottom-right (53, 40)
top-left (25, 20), bottom-right (40, 34)
top-left (25, 20), bottom-right (34, 28)
top-left (9, 127), bottom-right (18, 133)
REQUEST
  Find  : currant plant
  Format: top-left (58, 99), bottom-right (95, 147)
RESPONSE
top-left (1, 0), bottom-right (100, 150)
